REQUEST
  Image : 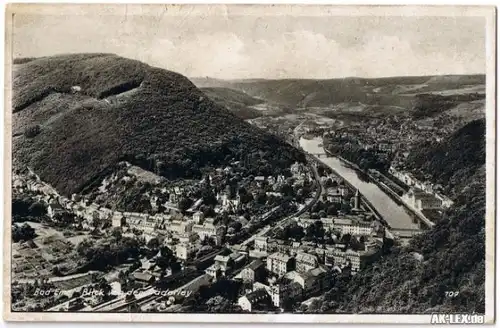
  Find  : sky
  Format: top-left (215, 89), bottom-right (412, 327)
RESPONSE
top-left (12, 6), bottom-right (487, 79)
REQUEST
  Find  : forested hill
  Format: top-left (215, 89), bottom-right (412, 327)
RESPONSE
top-left (12, 54), bottom-right (305, 196)
top-left (320, 119), bottom-right (486, 314)
top-left (406, 119), bottom-right (486, 198)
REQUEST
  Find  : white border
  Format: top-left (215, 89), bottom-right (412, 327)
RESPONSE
top-left (2, 2), bottom-right (496, 325)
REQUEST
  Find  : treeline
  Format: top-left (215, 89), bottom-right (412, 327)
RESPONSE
top-left (324, 140), bottom-right (392, 173)
top-left (411, 93), bottom-right (485, 119)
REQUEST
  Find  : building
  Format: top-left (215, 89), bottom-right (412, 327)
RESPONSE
top-left (111, 212), bottom-right (125, 228)
top-left (192, 222), bottom-right (226, 245)
top-left (436, 194), bottom-right (454, 208)
top-left (295, 252), bottom-right (318, 273)
top-left (193, 211), bottom-right (204, 224)
top-left (269, 280), bottom-right (303, 309)
top-left (168, 219), bottom-right (194, 236)
top-left (175, 239), bottom-right (199, 261)
top-left (326, 188), bottom-right (343, 203)
top-left (352, 189), bottom-right (361, 210)
top-left (47, 202), bottom-right (65, 219)
top-left (254, 236), bottom-right (269, 253)
top-left (403, 188), bottom-right (442, 211)
top-left (240, 259), bottom-right (266, 283)
top-left (332, 217), bottom-right (373, 236)
top-left (205, 263), bottom-right (222, 279)
top-left (303, 266), bottom-right (332, 296)
top-left (267, 252), bottom-right (294, 276)
top-left (238, 289), bottom-right (272, 312)
top-left (214, 255), bottom-right (232, 275)
top-left (131, 271), bottom-right (156, 285)
top-left (326, 246), bottom-right (381, 273)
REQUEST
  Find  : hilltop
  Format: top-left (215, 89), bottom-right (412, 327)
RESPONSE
top-left (192, 75), bottom-right (485, 118)
top-left (12, 53), bottom-right (306, 196)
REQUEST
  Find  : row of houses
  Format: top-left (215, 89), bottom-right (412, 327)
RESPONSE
top-left (294, 214), bottom-right (379, 236)
top-left (252, 236), bottom-right (383, 274)
top-left (237, 263), bottom-right (335, 312)
top-left (389, 167), bottom-right (454, 209)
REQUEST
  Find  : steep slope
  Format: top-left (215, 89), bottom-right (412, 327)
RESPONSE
top-left (12, 54), bottom-right (306, 196)
top-left (321, 119), bottom-right (486, 314)
top-left (405, 119), bottom-right (486, 197)
top-left (199, 87), bottom-right (265, 119)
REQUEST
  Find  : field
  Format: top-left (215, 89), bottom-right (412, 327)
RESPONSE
top-left (12, 222), bottom-right (83, 281)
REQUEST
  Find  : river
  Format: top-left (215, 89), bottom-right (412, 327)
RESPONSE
top-left (299, 137), bottom-right (420, 230)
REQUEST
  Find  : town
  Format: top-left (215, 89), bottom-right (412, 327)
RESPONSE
top-left (11, 145), bottom-right (396, 313)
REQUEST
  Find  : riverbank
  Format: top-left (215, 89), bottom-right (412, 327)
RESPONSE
top-left (324, 148), bottom-right (434, 229)
top-left (299, 137), bottom-right (419, 230)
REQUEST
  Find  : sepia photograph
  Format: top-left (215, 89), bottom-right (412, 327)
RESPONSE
top-left (3, 4), bottom-right (496, 324)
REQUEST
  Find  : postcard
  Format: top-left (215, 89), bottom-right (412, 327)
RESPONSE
top-left (3, 3), bottom-right (496, 324)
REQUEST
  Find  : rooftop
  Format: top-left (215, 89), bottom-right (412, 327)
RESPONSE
top-left (268, 252), bottom-right (292, 262)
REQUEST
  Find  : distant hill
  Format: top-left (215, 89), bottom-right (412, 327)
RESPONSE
top-left (12, 54), bottom-right (306, 196)
top-left (320, 119), bottom-right (486, 314)
top-left (192, 75), bottom-right (485, 115)
top-left (199, 87), bottom-right (265, 120)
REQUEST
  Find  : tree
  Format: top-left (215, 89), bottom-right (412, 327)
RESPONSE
top-left (111, 227), bottom-right (122, 241)
top-left (305, 224), bottom-right (316, 240)
top-left (340, 233), bottom-right (352, 245)
top-left (256, 191), bottom-right (267, 205)
top-left (90, 216), bottom-right (102, 229)
top-left (156, 246), bottom-right (177, 271)
top-left (229, 221), bottom-right (243, 232)
top-left (147, 237), bottom-right (160, 250)
top-left (76, 239), bottom-right (93, 257)
top-left (12, 224), bottom-right (36, 242)
top-left (327, 205), bottom-right (339, 216)
top-left (28, 202), bottom-right (47, 217)
top-left (178, 197), bottom-right (193, 213)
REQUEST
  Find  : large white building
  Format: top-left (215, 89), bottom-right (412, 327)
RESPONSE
top-left (403, 188), bottom-right (442, 211)
top-left (332, 218), bottom-right (373, 236)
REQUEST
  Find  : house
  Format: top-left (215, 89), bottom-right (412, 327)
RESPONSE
top-left (131, 271), bottom-right (155, 285)
top-left (241, 259), bottom-right (266, 283)
top-left (326, 188), bottom-right (343, 203)
top-left (193, 211), bottom-right (204, 224)
top-left (403, 188), bottom-right (442, 211)
top-left (325, 247), bottom-right (380, 273)
top-left (214, 255), bottom-right (232, 275)
top-left (205, 263), bottom-right (222, 279)
top-left (254, 236), bottom-right (269, 253)
top-left (295, 252), bottom-right (318, 273)
top-left (266, 252), bottom-right (294, 276)
top-left (238, 289), bottom-right (272, 312)
top-left (302, 266), bottom-right (332, 296)
top-left (111, 212), bottom-right (125, 228)
top-left (47, 202), bottom-right (65, 219)
top-left (176, 241), bottom-right (199, 261)
top-left (269, 279), bottom-right (303, 309)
